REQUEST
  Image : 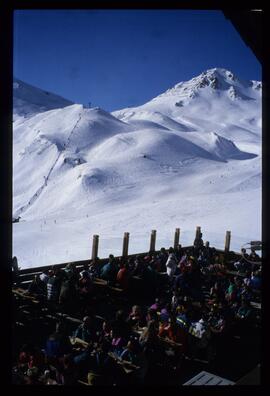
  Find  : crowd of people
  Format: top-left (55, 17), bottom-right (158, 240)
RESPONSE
top-left (12, 237), bottom-right (261, 385)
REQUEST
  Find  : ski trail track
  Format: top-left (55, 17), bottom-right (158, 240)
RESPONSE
top-left (14, 113), bottom-right (83, 218)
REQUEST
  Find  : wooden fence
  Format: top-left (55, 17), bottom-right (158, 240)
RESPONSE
top-left (17, 227), bottom-right (236, 284)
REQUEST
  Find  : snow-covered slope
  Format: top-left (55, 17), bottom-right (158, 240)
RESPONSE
top-left (13, 68), bottom-right (262, 268)
top-left (13, 78), bottom-right (74, 121)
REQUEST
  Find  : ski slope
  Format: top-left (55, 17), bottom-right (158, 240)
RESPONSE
top-left (13, 68), bottom-right (262, 268)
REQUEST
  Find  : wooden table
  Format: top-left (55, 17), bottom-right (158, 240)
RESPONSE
top-left (250, 301), bottom-right (261, 310)
top-left (108, 352), bottom-right (140, 374)
top-left (93, 278), bottom-right (108, 286)
top-left (132, 326), bottom-right (147, 337)
top-left (69, 336), bottom-right (90, 349)
top-left (12, 288), bottom-right (40, 304)
top-left (158, 336), bottom-right (183, 349)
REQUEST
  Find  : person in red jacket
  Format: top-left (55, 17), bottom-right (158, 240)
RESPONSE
top-left (116, 262), bottom-right (130, 290)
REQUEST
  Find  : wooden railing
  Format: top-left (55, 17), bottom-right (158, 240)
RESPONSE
top-left (16, 227), bottom-right (238, 284)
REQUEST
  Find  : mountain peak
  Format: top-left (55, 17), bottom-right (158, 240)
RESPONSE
top-left (154, 67), bottom-right (259, 106)
top-left (190, 68), bottom-right (239, 90)
top-left (202, 67), bottom-right (235, 78)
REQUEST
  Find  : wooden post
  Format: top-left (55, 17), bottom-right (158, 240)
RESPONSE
top-left (91, 235), bottom-right (99, 263)
top-left (225, 231), bottom-right (231, 253)
top-left (122, 232), bottom-right (129, 258)
top-left (174, 228), bottom-right (180, 250)
top-left (150, 230), bottom-right (156, 252)
top-left (195, 226), bottom-right (201, 239)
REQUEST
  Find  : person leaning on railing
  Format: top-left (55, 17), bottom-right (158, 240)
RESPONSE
top-left (12, 256), bottom-right (20, 285)
top-left (26, 274), bottom-right (47, 300)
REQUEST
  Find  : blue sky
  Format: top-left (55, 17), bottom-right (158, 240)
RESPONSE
top-left (14, 9), bottom-right (261, 112)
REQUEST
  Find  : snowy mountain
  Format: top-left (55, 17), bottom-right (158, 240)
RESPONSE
top-left (112, 68), bottom-right (261, 148)
top-left (13, 68), bottom-right (262, 268)
top-left (13, 78), bottom-right (74, 121)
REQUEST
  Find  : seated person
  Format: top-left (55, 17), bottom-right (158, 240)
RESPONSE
top-left (209, 281), bottom-right (225, 303)
top-left (208, 309), bottom-right (226, 335)
top-left (141, 261), bottom-right (158, 290)
top-left (145, 308), bottom-right (159, 330)
top-left (225, 280), bottom-right (237, 303)
top-left (45, 322), bottom-right (72, 364)
top-left (97, 320), bottom-right (112, 348)
top-left (188, 316), bottom-right (211, 360)
top-left (157, 248), bottom-right (168, 272)
top-left (116, 262), bottom-right (130, 290)
top-left (197, 249), bottom-right (208, 267)
top-left (89, 259), bottom-right (100, 278)
top-left (250, 271), bottom-right (261, 290)
top-left (111, 310), bottom-right (132, 340)
top-left (159, 315), bottom-right (187, 352)
top-left (165, 247), bottom-right (178, 279)
top-left (23, 366), bottom-right (43, 385)
top-left (233, 248), bottom-right (250, 272)
top-left (127, 305), bottom-right (146, 329)
top-left (237, 282), bottom-right (252, 303)
top-left (120, 339), bottom-right (148, 384)
top-left (159, 303), bottom-right (171, 324)
top-left (159, 315), bottom-right (186, 368)
top-left (110, 328), bottom-right (126, 357)
top-left (17, 344), bottom-right (33, 373)
top-left (58, 275), bottom-right (77, 310)
top-left (87, 341), bottom-right (113, 385)
top-left (200, 242), bottom-right (213, 265)
top-left (175, 244), bottom-right (184, 262)
top-left (176, 305), bottom-right (192, 331)
top-left (149, 254), bottom-right (162, 272)
top-left (73, 316), bottom-right (97, 344)
top-left (120, 339), bottom-right (141, 365)
top-left (178, 252), bottom-right (189, 270)
top-left (131, 255), bottom-right (145, 277)
top-left (78, 271), bottom-right (94, 296)
top-left (17, 344), bottom-right (45, 373)
top-left (149, 297), bottom-right (161, 312)
top-left (235, 299), bottom-right (252, 320)
top-left (79, 263), bottom-right (91, 278)
top-left (99, 254), bottom-right (118, 283)
top-left (58, 354), bottom-right (78, 385)
top-left (139, 320), bottom-right (163, 365)
top-left (171, 291), bottom-right (180, 312)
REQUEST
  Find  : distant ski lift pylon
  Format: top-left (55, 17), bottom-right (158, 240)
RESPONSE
top-left (250, 241), bottom-right (262, 251)
top-left (242, 240), bottom-right (262, 251)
